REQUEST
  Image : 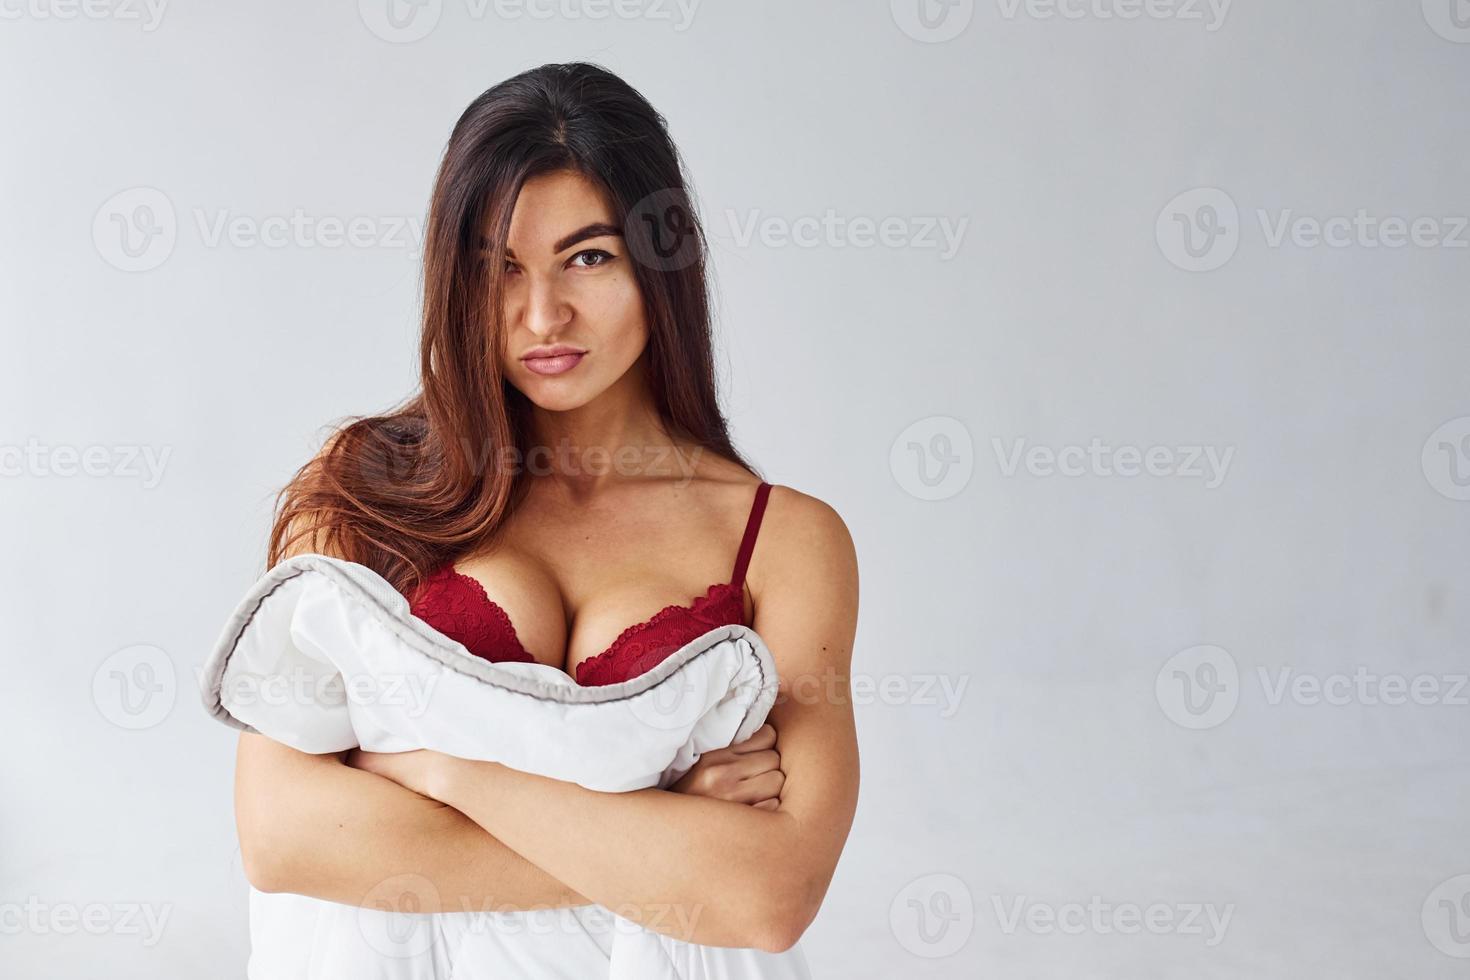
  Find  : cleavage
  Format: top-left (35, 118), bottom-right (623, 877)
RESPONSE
top-left (451, 549), bottom-right (732, 676)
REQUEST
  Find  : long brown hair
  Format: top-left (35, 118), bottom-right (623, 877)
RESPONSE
top-left (268, 62), bottom-right (753, 593)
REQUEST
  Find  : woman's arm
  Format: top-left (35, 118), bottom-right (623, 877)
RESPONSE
top-left (356, 489), bottom-right (861, 952)
top-left (234, 494), bottom-right (587, 911)
top-left (236, 490), bottom-right (792, 913)
top-left (237, 721), bottom-right (787, 911)
top-left (235, 732), bottom-right (589, 911)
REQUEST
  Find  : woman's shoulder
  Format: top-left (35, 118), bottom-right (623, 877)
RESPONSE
top-left (762, 483), bottom-right (850, 539)
top-left (753, 481), bottom-right (859, 590)
top-left (681, 449), bottom-right (850, 536)
top-left (741, 481), bottom-right (859, 665)
top-left (683, 459), bottom-right (853, 551)
top-left (670, 454), bottom-right (856, 583)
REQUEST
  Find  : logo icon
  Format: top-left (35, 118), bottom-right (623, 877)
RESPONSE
top-left (890, 0), bottom-right (975, 43)
top-left (890, 873), bottom-right (973, 957)
top-left (1423, 0), bottom-right (1470, 42)
top-left (1155, 644), bottom-right (1238, 729)
top-left (92, 644), bottom-right (177, 730)
top-left (359, 0), bottom-right (442, 43)
top-left (890, 416), bottom-right (973, 501)
top-left (358, 873), bottom-right (441, 958)
top-left (1422, 416), bottom-right (1470, 501)
top-left (1156, 188), bottom-right (1240, 272)
top-left (625, 188), bottom-right (703, 272)
top-left (628, 668), bottom-right (708, 733)
top-left (1423, 874), bottom-right (1470, 957)
top-left (93, 187), bottom-right (177, 272)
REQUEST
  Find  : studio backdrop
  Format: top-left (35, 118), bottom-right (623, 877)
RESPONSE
top-left (2, 2), bottom-right (1468, 977)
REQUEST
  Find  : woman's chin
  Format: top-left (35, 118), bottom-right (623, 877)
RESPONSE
top-left (515, 382), bottom-right (597, 414)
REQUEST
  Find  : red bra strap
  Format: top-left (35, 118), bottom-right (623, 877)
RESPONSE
top-left (731, 482), bottom-right (772, 588)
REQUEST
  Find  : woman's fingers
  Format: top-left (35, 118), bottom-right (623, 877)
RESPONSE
top-left (731, 749), bottom-right (782, 780)
top-left (690, 726), bottom-right (776, 773)
top-left (670, 726), bottom-right (782, 802)
top-left (729, 723), bottom-right (776, 753)
top-left (752, 799), bottom-right (780, 811)
top-left (721, 767), bottom-right (784, 805)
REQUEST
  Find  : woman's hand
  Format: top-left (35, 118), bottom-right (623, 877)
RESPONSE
top-left (345, 747), bottom-right (456, 801)
top-left (347, 723), bottom-right (784, 810)
top-left (671, 723), bottom-right (785, 810)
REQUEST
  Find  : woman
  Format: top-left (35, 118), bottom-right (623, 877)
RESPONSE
top-left (233, 62), bottom-right (859, 969)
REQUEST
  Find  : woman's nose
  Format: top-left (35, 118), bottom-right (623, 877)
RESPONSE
top-left (520, 276), bottom-right (572, 337)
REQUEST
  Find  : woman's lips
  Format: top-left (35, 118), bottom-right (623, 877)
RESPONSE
top-left (521, 351), bottom-right (586, 376)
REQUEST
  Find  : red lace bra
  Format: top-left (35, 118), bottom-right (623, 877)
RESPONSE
top-left (408, 482), bottom-right (772, 687)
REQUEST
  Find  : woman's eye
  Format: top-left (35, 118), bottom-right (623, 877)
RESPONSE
top-left (504, 261), bottom-right (520, 276)
top-left (570, 249), bottom-right (614, 269)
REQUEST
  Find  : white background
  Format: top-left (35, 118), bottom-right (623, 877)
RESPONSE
top-left (2, 1), bottom-right (1468, 977)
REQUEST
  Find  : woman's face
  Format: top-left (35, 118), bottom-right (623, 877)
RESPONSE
top-left (495, 169), bottom-right (649, 412)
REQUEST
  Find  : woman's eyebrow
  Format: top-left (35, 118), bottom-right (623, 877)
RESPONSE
top-left (487, 222), bottom-right (624, 258)
top-left (551, 222), bottom-right (623, 253)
